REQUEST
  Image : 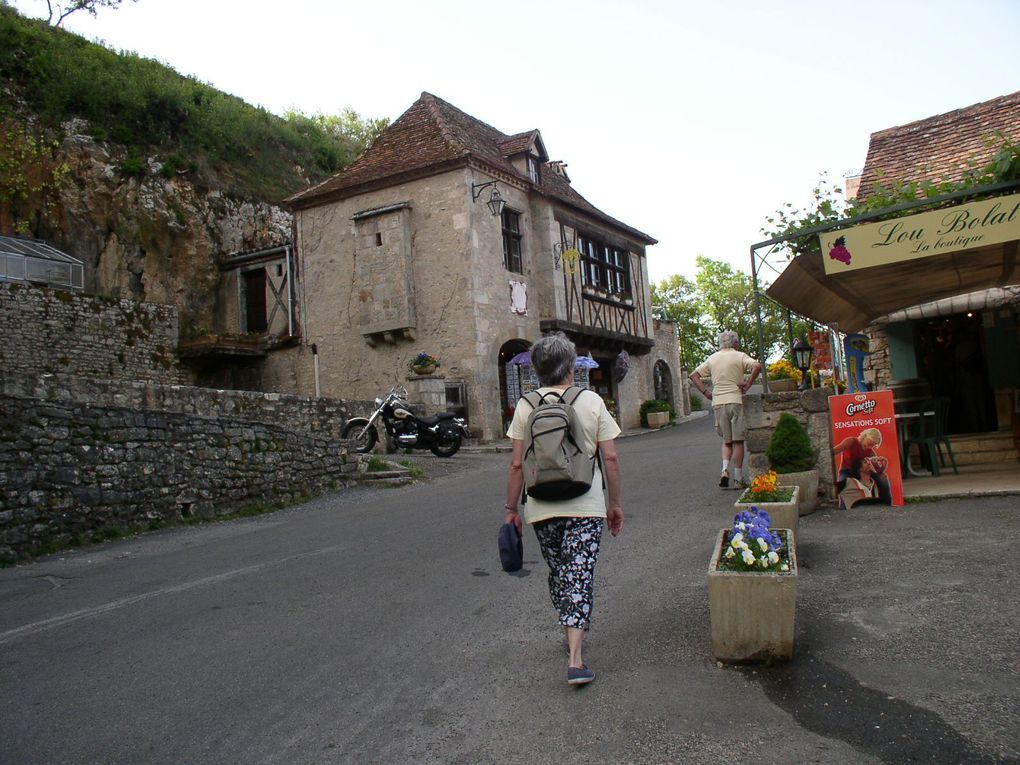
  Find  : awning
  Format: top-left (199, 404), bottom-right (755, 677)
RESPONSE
top-left (766, 239), bottom-right (1019, 332)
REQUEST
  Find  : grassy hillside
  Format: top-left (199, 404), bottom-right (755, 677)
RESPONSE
top-left (0, 5), bottom-right (371, 202)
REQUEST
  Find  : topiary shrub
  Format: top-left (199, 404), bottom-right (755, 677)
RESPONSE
top-left (766, 412), bottom-right (816, 473)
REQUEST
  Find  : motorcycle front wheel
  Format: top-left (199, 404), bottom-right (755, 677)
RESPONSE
top-left (341, 420), bottom-right (378, 453)
top-left (429, 434), bottom-right (462, 458)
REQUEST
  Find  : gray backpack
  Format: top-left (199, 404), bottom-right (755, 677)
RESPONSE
top-left (520, 387), bottom-right (597, 501)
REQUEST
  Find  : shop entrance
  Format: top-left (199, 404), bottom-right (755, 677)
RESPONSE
top-left (916, 313), bottom-right (998, 435)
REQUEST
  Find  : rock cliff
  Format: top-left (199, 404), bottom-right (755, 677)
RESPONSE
top-left (37, 119), bottom-right (292, 333)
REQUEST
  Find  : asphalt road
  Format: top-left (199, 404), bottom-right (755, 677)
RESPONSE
top-left (1, 416), bottom-right (1018, 764)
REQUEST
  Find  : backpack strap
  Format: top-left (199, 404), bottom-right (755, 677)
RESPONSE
top-left (561, 386), bottom-right (605, 476)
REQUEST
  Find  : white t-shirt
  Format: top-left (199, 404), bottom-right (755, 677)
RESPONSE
top-left (506, 386), bottom-right (621, 525)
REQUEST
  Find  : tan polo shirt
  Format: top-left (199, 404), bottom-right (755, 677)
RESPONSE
top-left (693, 348), bottom-right (756, 406)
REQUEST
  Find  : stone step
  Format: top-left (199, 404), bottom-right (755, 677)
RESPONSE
top-left (946, 432), bottom-right (1018, 466)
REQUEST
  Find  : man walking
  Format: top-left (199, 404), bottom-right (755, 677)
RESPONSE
top-left (689, 330), bottom-right (762, 490)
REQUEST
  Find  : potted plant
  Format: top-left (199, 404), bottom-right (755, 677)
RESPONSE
top-left (708, 506), bottom-right (798, 663)
top-left (640, 399), bottom-right (674, 428)
top-left (767, 358), bottom-right (799, 392)
top-left (766, 412), bottom-right (819, 516)
top-left (734, 470), bottom-right (799, 542)
top-left (409, 352), bottom-right (440, 376)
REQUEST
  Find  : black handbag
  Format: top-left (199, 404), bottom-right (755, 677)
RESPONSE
top-left (497, 521), bottom-right (523, 572)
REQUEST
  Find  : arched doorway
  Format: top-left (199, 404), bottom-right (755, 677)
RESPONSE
top-left (654, 359), bottom-right (674, 409)
top-left (498, 339), bottom-right (531, 432)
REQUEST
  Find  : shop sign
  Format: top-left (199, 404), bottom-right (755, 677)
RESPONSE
top-left (820, 192), bottom-right (1020, 274)
top-left (829, 390), bottom-right (904, 507)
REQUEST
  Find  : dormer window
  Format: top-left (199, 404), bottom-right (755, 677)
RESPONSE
top-left (527, 155), bottom-right (541, 184)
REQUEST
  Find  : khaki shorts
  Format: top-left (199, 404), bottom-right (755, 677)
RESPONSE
top-left (714, 403), bottom-right (746, 443)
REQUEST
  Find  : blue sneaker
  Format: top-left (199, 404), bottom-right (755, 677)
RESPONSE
top-left (567, 665), bottom-right (595, 685)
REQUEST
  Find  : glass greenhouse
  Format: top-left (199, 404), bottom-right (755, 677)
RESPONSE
top-left (0, 234), bottom-right (84, 291)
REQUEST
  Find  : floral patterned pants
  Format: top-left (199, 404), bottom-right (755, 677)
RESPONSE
top-left (532, 516), bottom-right (603, 631)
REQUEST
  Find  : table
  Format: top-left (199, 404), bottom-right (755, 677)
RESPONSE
top-left (894, 411), bottom-right (935, 478)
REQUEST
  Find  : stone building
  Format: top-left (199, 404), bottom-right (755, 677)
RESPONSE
top-left (277, 93), bottom-right (682, 440)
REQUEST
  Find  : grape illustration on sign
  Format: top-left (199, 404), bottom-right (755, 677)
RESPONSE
top-left (828, 235), bottom-right (852, 266)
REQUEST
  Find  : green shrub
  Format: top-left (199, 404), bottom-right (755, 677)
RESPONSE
top-left (119, 155), bottom-right (146, 178)
top-left (766, 412), bottom-right (816, 473)
top-left (689, 395), bottom-right (703, 412)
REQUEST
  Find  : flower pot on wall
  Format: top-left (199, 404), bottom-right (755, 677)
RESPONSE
top-left (768, 379), bottom-right (797, 392)
top-left (708, 528), bottom-right (798, 663)
top-left (411, 364), bottom-right (437, 376)
top-left (777, 469), bottom-right (819, 516)
top-left (733, 485), bottom-right (799, 545)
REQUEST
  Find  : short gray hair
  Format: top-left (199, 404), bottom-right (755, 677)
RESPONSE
top-left (530, 332), bottom-right (577, 386)
top-left (719, 330), bottom-right (740, 349)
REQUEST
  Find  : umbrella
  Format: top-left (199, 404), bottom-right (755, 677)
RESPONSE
top-left (509, 350), bottom-right (599, 369)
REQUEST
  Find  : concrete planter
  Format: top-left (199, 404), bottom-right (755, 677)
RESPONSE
top-left (708, 528), bottom-right (798, 663)
top-left (768, 378), bottom-right (797, 392)
top-left (646, 410), bottom-right (670, 428)
top-left (776, 468), bottom-right (820, 516)
top-left (733, 485), bottom-right (799, 544)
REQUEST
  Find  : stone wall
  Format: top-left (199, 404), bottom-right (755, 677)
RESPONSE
top-left (1, 282), bottom-right (185, 385)
top-left (743, 388), bottom-right (837, 500)
top-left (0, 386), bottom-right (369, 562)
top-left (1, 373), bottom-right (358, 442)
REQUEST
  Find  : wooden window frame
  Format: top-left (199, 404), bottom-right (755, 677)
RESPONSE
top-left (502, 208), bottom-right (523, 274)
top-left (578, 232), bottom-right (631, 296)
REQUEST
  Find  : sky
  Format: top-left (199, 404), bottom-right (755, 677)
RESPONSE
top-left (9, 0), bottom-right (1020, 284)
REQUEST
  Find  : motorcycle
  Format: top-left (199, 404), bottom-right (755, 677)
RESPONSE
top-left (341, 386), bottom-right (469, 457)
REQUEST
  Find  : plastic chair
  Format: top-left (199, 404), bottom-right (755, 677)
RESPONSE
top-left (928, 396), bottom-right (959, 475)
top-left (904, 397), bottom-right (958, 476)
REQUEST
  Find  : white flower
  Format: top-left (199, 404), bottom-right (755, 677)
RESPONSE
top-left (730, 532), bottom-right (744, 548)
top-left (738, 541), bottom-right (749, 551)
top-left (780, 564), bottom-right (790, 572)
top-left (741, 549), bottom-right (756, 565)
top-left (768, 551), bottom-right (779, 564)
top-left (736, 522), bottom-right (747, 531)
top-left (757, 537), bottom-right (768, 552)
top-left (725, 547), bottom-right (736, 559)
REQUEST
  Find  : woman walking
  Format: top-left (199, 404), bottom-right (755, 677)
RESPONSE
top-left (503, 333), bottom-right (624, 686)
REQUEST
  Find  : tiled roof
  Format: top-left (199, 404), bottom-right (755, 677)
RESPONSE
top-left (857, 91), bottom-right (1020, 200)
top-left (286, 93), bottom-right (654, 244)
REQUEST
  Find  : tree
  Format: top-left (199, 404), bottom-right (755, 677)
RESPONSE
top-left (284, 107), bottom-right (389, 168)
top-left (650, 273), bottom-right (712, 371)
top-left (652, 256), bottom-right (809, 369)
top-left (42, 0), bottom-right (137, 27)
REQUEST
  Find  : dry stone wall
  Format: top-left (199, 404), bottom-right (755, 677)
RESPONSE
top-left (0, 387), bottom-right (369, 562)
top-left (2, 373), bottom-right (357, 442)
top-left (1, 282), bottom-right (184, 384)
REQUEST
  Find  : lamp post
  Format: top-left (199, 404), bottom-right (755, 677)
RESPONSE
top-left (792, 337), bottom-right (814, 391)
